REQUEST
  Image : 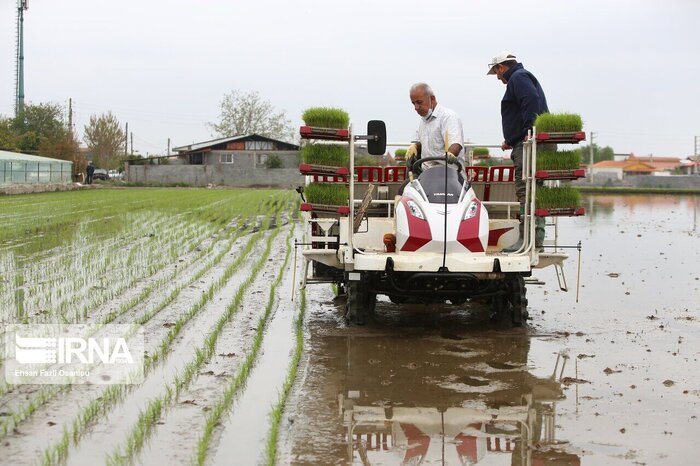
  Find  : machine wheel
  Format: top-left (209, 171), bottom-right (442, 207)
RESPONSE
top-left (490, 275), bottom-right (528, 326)
top-left (388, 294), bottom-right (408, 304)
top-left (345, 281), bottom-right (375, 325)
top-left (508, 274), bottom-right (528, 326)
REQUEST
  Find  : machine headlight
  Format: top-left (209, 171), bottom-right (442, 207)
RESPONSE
top-left (406, 200), bottom-right (425, 220)
top-left (463, 200), bottom-right (479, 220)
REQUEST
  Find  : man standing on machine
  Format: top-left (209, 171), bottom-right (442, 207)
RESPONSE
top-left (487, 52), bottom-right (550, 251)
top-left (406, 83), bottom-right (464, 175)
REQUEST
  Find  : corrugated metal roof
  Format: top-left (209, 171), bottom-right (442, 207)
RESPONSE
top-left (172, 134), bottom-right (299, 153)
top-left (0, 150), bottom-right (73, 164)
top-left (172, 135), bottom-right (249, 152)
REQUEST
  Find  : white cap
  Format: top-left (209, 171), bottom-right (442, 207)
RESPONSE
top-left (487, 52), bottom-right (517, 75)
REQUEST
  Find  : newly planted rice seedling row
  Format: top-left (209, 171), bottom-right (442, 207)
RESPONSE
top-left (107, 217), bottom-right (293, 466)
top-left (265, 286), bottom-right (306, 465)
top-left (195, 221), bottom-right (294, 465)
top-left (37, 204), bottom-right (289, 465)
top-left (0, 192), bottom-right (292, 456)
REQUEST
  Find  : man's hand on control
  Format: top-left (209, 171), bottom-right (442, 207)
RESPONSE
top-left (406, 144), bottom-right (419, 168)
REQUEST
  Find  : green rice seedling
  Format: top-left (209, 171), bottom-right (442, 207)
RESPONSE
top-left (303, 183), bottom-right (348, 206)
top-left (536, 149), bottom-right (581, 171)
top-left (301, 107), bottom-right (350, 129)
top-left (37, 199), bottom-right (289, 464)
top-left (536, 186), bottom-right (581, 209)
top-left (394, 149), bottom-right (407, 159)
top-left (534, 113), bottom-right (583, 132)
top-left (195, 222), bottom-right (293, 466)
top-left (472, 147), bottom-right (490, 157)
top-left (264, 286), bottom-right (306, 466)
top-left (301, 144), bottom-right (348, 166)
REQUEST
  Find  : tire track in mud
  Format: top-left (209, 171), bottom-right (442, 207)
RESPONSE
top-left (0, 211), bottom-right (285, 465)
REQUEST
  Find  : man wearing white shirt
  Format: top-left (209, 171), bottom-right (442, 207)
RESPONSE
top-left (406, 83), bottom-right (464, 175)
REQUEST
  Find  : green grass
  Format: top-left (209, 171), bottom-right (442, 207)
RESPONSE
top-left (301, 107), bottom-right (350, 129)
top-left (536, 149), bottom-right (581, 171)
top-left (536, 186), bottom-right (581, 209)
top-left (304, 183), bottom-right (348, 206)
top-left (472, 147), bottom-right (490, 156)
top-left (535, 113), bottom-right (583, 132)
top-left (301, 144), bottom-right (348, 167)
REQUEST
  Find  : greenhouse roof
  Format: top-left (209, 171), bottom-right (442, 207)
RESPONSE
top-left (0, 150), bottom-right (73, 164)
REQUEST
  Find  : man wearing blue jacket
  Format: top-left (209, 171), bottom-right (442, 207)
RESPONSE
top-left (488, 52), bottom-right (549, 250)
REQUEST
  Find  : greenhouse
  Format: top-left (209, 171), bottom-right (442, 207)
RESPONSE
top-left (0, 150), bottom-right (73, 185)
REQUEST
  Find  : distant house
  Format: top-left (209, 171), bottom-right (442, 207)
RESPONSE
top-left (680, 156), bottom-right (700, 175)
top-left (590, 154), bottom-right (681, 180)
top-left (125, 134), bottom-right (302, 187)
top-left (171, 134), bottom-right (299, 169)
top-left (625, 155), bottom-right (681, 173)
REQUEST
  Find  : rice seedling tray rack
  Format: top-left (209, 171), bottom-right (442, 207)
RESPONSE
top-left (300, 202), bottom-right (350, 216)
top-left (299, 126), bottom-right (350, 141)
top-left (298, 163), bottom-right (349, 178)
top-left (535, 207), bottom-right (586, 217)
top-left (536, 131), bottom-right (586, 144)
top-left (535, 168), bottom-right (586, 180)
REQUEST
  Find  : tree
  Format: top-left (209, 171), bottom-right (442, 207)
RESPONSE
top-left (207, 90), bottom-right (294, 142)
top-left (1, 103), bottom-right (82, 174)
top-left (83, 112), bottom-right (125, 169)
top-left (576, 143), bottom-right (615, 164)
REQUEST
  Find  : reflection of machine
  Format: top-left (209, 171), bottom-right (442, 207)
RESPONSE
top-left (336, 333), bottom-right (580, 465)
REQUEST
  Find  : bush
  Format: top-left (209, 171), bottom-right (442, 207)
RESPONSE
top-left (301, 144), bottom-right (348, 166)
top-left (304, 183), bottom-right (348, 206)
top-left (536, 149), bottom-right (581, 171)
top-left (535, 113), bottom-right (583, 132)
top-left (265, 154), bottom-right (283, 169)
top-left (301, 107), bottom-right (350, 129)
top-left (354, 155), bottom-right (382, 166)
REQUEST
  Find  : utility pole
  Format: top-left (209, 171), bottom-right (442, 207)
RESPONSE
top-left (68, 98), bottom-right (73, 134)
top-left (15, 0), bottom-right (29, 116)
top-left (694, 135), bottom-right (698, 175)
top-left (124, 122), bottom-right (128, 156)
top-left (167, 138), bottom-right (170, 156)
top-left (588, 131), bottom-right (596, 177)
top-left (130, 132), bottom-right (133, 155)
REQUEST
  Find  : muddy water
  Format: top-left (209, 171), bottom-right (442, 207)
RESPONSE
top-left (280, 194), bottom-right (700, 465)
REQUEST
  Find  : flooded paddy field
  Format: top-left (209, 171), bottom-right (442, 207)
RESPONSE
top-left (279, 194), bottom-right (700, 466)
top-left (1, 190), bottom-right (698, 465)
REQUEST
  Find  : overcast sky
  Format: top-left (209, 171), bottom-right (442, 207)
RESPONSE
top-left (1, 0), bottom-right (698, 157)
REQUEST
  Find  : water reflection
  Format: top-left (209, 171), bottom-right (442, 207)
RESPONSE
top-left (318, 323), bottom-right (580, 465)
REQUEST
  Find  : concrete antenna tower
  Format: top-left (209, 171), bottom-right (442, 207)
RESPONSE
top-left (15, 0), bottom-right (29, 116)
